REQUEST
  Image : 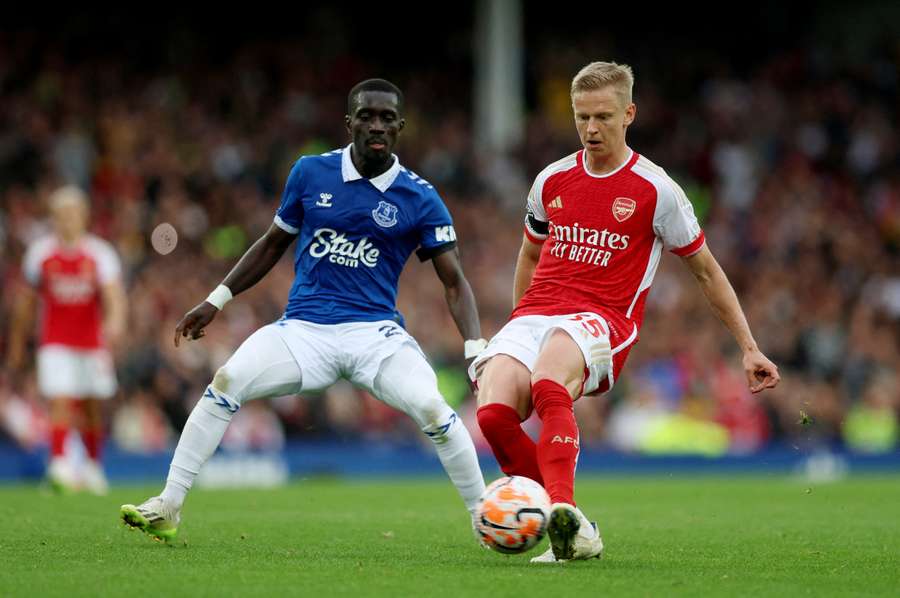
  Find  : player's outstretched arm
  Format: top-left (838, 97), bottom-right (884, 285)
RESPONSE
top-left (174, 224), bottom-right (296, 346)
top-left (432, 248), bottom-right (482, 343)
top-left (513, 235), bottom-right (542, 308)
top-left (682, 244), bottom-right (780, 393)
top-left (101, 279), bottom-right (127, 351)
top-left (4, 283), bottom-right (36, 373)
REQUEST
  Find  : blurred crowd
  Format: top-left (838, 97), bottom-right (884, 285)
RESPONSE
top-left (1, 22), bottom-right (898, 457)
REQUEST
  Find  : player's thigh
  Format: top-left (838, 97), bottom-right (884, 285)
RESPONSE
top-left (531, 329), bottom-right (587, 398)
top-left (371, 344), bottom-right (451, 429)
top-left (477, 355), bottom-right (533, 421)
top-left (212, 324), bottom-right (305, 404)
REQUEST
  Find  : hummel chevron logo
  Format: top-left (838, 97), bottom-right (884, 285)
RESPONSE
top-left (316, 193), bottom-right (333, 208)
top-left (424, 413), bottom-right (458, 444)
top-left (549, 196), bottom-right (563, 210)
top-left (204, 387), bottom-right (239, 413)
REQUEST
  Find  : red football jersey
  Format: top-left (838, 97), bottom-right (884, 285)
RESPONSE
top-left (23, 234), bottom-right (121, 349)
top-left (512, 149), bottom-right (704, 390)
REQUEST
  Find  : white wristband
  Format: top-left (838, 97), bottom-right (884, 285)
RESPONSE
top-left (205, 285), bottom-right (233, 310)
top-left (464, 338), bottom-right (488, 360)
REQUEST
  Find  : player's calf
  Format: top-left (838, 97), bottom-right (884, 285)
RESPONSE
top-left (476, 403), bottom-right (543, 485)
top-left (532, 379), bottom-right (579, 505)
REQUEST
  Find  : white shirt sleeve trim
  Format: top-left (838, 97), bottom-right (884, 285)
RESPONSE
top-left (274, 215), bottom-right (299, 235)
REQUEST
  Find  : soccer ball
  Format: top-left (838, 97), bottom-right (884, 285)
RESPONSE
top-left (475, 476), bottom-right (551, 554)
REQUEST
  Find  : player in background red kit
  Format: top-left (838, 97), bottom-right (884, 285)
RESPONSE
top-left (6, 186), bottom-right (127, 494)
top-left (470, 62), bottom-right (780, 563)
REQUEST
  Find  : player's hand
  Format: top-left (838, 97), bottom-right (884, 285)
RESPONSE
top-left (742, 349), bottom-right (780, 393)
top-left (174, 302), bottom-right (219, 347)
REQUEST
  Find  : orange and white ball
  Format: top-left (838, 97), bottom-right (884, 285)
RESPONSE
top-left (475, 476), bottom-right (551, 554)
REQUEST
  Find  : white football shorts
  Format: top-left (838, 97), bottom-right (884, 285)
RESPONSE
top-left (468, 312), bottom-right (613, 396)
top-left (213, 318), bottom-right (430, 405)
top-left (37, 344), bottom-right (118, 399)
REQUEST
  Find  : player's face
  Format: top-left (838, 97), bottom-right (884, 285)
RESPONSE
top-left (51, 200), bottom-right (88, 240)
top-left (572, 87), bottom-right (635, 160)
top-left (345, 91), bottom-right (405, 163)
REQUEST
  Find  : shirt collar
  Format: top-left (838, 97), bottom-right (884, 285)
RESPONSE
top-left (341, 144), bottom-right (402, 193)
top-left (581, 147), bottom-right (634, 178)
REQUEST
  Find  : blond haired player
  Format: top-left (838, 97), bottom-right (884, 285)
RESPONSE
top-left (471, 62), bottom-right (780, 563)
top-left (6, 186), bottom-right (126, 494)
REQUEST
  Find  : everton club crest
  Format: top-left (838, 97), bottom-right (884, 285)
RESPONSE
top-left (372, 200), bottom-right (399, 228)
top-left (612, 197), bottom-right (636, 222)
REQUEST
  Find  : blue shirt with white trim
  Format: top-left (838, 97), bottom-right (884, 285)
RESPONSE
top-left (274, 145), bottom-right (457, 326)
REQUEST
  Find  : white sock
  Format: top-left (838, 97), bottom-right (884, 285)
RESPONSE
top-left (160, 387), bottom-right (237, 509)
top-left (423, 412), bottom-right (486, 514)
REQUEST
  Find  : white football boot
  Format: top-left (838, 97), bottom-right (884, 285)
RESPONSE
top-left (47, 457), bottom-right (80, 493)
top-left (531, 503), bottom-right (603, 563)
top-left (82, 461), bottom-right (109, 495)
top-left (120, 496), bottom-right (181, 542)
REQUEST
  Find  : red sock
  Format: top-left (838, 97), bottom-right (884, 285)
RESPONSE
top-left (50, 425), bottom-right (67, 458)
top-left (81, 428), bottom-right (103, 461)
top-left (477, 403), bottom-right (543, 485)
top-left (533, 379), bottom-right (579, 505)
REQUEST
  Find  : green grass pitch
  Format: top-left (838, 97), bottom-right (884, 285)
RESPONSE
top-left (1, 475), bottom-right (898, 597)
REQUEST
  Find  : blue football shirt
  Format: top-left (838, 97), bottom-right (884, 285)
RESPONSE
top-left (273, 145), bottom-right (458, 326)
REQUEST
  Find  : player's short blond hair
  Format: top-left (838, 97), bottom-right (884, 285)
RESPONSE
top-left (571, 61), bottom-right (634, 106)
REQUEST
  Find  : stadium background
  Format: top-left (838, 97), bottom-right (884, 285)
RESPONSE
top-left (1, 1), bottom-right (898, 482)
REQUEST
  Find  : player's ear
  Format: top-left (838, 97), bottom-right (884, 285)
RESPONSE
top-left (398, 118), bottom-right (405, 132)
top-left (623, 103), bottom-right (636, 127)
top-left (344, 114), bottom-right (352, 132)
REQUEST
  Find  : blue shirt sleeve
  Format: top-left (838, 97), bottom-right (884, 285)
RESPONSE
top-left (415, 189), bottom-right (457, 262)
top-left (274, 159), bottom-right (305, 234)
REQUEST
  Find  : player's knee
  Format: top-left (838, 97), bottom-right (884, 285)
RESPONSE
top-left (531, 369), bottom-right (580, 399)
top-left (416, 394), bottom-right (449, 427)
top-left (211, 365), bottom-right (234, 395)
top-left (476, 361), bottom-right (505, 407)
top-left (422, 409), bottom-right (458, 444)
top-left (416, 394), bottom-right (456, 440)
top-left (478, 357), bottom-right (533, 419)
top-left (530, 367), bottom-right (567, 388)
